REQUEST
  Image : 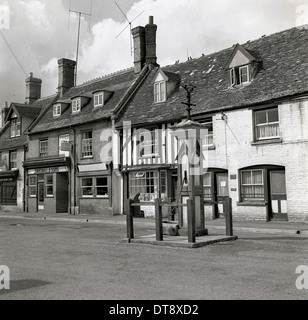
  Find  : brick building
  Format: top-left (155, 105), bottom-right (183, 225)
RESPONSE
top-left (23, 58), bottom-right (140, 215)
top-left (0, 73), bottom-right (53, 212)
top-left (115, 18), bottom-right (308, 222)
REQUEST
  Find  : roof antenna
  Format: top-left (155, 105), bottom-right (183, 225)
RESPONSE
top-left (114, 1), bottom-right (145, 56)
top-left (68, 0), bottom-right (93, 86)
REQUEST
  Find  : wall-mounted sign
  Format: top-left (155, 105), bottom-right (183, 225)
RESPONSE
top-left (61, 141), bottom-right (72, 152)
top-left (0, 160), bottom-right (6, 167)
top-left (230, 174), bottom-right (237, 180)
top-left (28, 166), bottom-right (68, 175)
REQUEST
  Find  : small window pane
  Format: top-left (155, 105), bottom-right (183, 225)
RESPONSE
top-left (255, 110), bottom-right (267, 125)
top-left (82, 178), bottom-right (93, 187)
top-left (268, 108), bottom-right (279, 123)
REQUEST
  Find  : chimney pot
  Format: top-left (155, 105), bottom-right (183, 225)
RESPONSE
top-left (57, 58), bottom-right (76, 97)
top-left (25, 73), bottom-right (42, 104)
top-left (149, 16), bottom-right (154, 25)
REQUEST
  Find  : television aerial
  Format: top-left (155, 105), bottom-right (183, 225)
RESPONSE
top-left (114, 1), bottom-right (145, 56)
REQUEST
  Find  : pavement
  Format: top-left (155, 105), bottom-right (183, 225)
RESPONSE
top-left (0, 209), bottom-right (308, 235)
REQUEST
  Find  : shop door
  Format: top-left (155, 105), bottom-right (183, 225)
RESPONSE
top-left (269, 171), bottom-right (288, 221)
top-left (215, 172), bottom-right (229, 218)
top-left (38, 182), bottom-right (44, 211)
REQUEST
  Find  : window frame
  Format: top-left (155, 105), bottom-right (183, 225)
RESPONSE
top-left (230, 65), bottom-right (250, 86)
top-left (80, 176), bottom-right (109, 198)
top-left (72, 98), bottom-right (81, 114)
top-left (240, 169), bottom-right (265, 202)
top-left (93, 92), bottom-right (104, 108)
top-left (53, 104), bottom-right (61, 117)
top-left (39, 139), bottom-right (48, 157)
top-left (59, 134), bottom-right (70, 157)
top-left (154, 81), bottom-right (166, 103)
top-left (138, 127), bottom-right (160, 158)
top-left (254, 107), bottom-right (280, 141)
top-left (28, 175), bottom-right (37, 197)
top-left (9, 150), bottom-right (17, 170)
top-left (45, 174), bottom-right (54, 197)
top-left (81, 131), bottom-right (93, 158)
top-left (10, 118), bottom-right (21, 138)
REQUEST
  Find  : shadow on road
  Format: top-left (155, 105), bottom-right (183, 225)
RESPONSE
top-left (0, 279), bottom-right (51, 295)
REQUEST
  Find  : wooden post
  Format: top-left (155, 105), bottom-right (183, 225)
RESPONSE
top-left (187, 199), bottom-right (196, 243)
top-left (126, 199), bottom-right (134, 240)
top-left (224, 197), bottom-right (233, 236)
top-left (155, 198), bottom-right (163, 241)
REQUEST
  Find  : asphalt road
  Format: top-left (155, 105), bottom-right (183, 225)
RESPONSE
top-left (0, 217), bottom-right (307, 300)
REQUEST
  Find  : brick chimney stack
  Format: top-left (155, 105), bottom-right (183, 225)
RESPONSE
top-left (132, 26), bottom-right (146, 74)
top-left (25, 73), bottom-right (42, 104)
top-left (57, 58), bottom-right (76, 97)
top-left (145, 16), bottom-right (157, 65)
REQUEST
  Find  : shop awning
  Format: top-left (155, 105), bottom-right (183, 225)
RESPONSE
top-left (0, 170), bottom-right (19, 180)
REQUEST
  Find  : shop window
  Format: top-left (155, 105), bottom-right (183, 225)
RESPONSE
top-left (129, 171), bottom-right (167, 202)
top-left (39, 139), bottom-right (48, 157)
top-left (254, 107), bottom-right (279, 140)
top-left (96, 177), bottom-right (108, 197)
top-left (81, 131), bottom-right (93, 158)
top-left (10, 118), bottom-right (21, 138)
top-left (203, 172), bottom-right (212, 200)
top-left (29, 176), bottom-right (37, 197)
top-left (81, 177), bottom-right (108, 198)
top-left (9, 150), bottom-right (17, 170)
top-left (45, 174), bottom-right (54, 197)
top-left (240, 169), bottom-right (264, 201)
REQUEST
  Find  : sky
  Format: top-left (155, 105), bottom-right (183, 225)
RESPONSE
top-left (0, 0), bottom-right (308, 107)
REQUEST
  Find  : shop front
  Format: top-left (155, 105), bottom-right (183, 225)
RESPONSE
top-left (0, 170), bottom-right (19, 206)
top-left (23, 157), bottom-right (71, 214)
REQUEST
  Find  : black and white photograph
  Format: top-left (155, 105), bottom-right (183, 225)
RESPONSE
top-left (0, 0), bottom-right (307, 305)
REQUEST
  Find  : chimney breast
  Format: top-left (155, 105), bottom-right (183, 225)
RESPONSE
top-left (57, 58), bottom-right (76, 97)
top-left (145, 16), bottom-right (157, 65)
top-left (132, 26), bottom-right (146, 74)
top-left (25, 73), bottom-right (42, 104)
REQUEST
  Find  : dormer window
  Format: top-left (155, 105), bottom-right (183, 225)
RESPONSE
top-left (72, 98), bottom-right (81, 114)
top-left (226, 43), bottom-right (258, 88)
top-left (53, 104), bottom-right (61, 117)
top-left (10, 118), bottom-right (21, 138)
top-left (154, 81), bottom-right (166, 103)
top-left (230, 65), bottom-right (250, 86)
top-left (94, 93), bottom-right (104, 108)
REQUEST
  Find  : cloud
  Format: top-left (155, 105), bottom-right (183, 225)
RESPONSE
top-left (0, 0), bottom-right (304, 108)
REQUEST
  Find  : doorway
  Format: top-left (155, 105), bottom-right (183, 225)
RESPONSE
top-left (38, 174), bottom-right (45, 211)
top-left (215, 172), bottom-right (229, 218)
top-left (268, 170), bottom-right (287, 221)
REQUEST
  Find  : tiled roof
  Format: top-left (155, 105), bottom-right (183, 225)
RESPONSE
top-left (0, 95), bottom-right (56, 150)
top-left (117, 27), bottom-right (308, 126)
top-left (29, 68), bottom-right (138, 134)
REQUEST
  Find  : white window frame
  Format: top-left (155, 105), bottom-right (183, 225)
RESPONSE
top-left (230, 65), bottom-right (250, 86)
top-left (45, 174), bottom-right (54, 197)
top-left (241, 169), bottom-right (265, 201)
top-left (28, 175), bottom-right (37, 197)
top-left (81, 177), bottom-right (108, 198)
top-left (72, 98), bottom-right (81, 114)
top-left (139, 128), bottom-right (159, 158)
top-left (10, 118), bottom-right (21, 138)
top-left (154, 81), bottom-right (166, 103)
top-left (94, 93), bottom-right (104, 108)
top-left (53, 104), bottom-right (61, 117)
top-left (9, 150), bottom-right (17, 170)
top-left (255, 108), bottom-right (280, 141)
top-left (81, 131), bottom-right (93, 158)
top-left (39, 139), bottom-right (48, 157)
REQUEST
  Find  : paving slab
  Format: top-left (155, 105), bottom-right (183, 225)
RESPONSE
top-left (120, 234), bottom-right (238, 248)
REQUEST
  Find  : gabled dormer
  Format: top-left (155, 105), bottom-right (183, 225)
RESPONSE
top-left (152, 68), bottom-right (180, 103)
top-left (92, 90), bottom-right (113, 108)
top-left (5, 103), bottom-right (41, 138)
top-left (52, 102), bottom-right (70, 118)
top-left (71, 96), bottom-right (90, 114)
top-left (226, 44), bottom-right (259, 87)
